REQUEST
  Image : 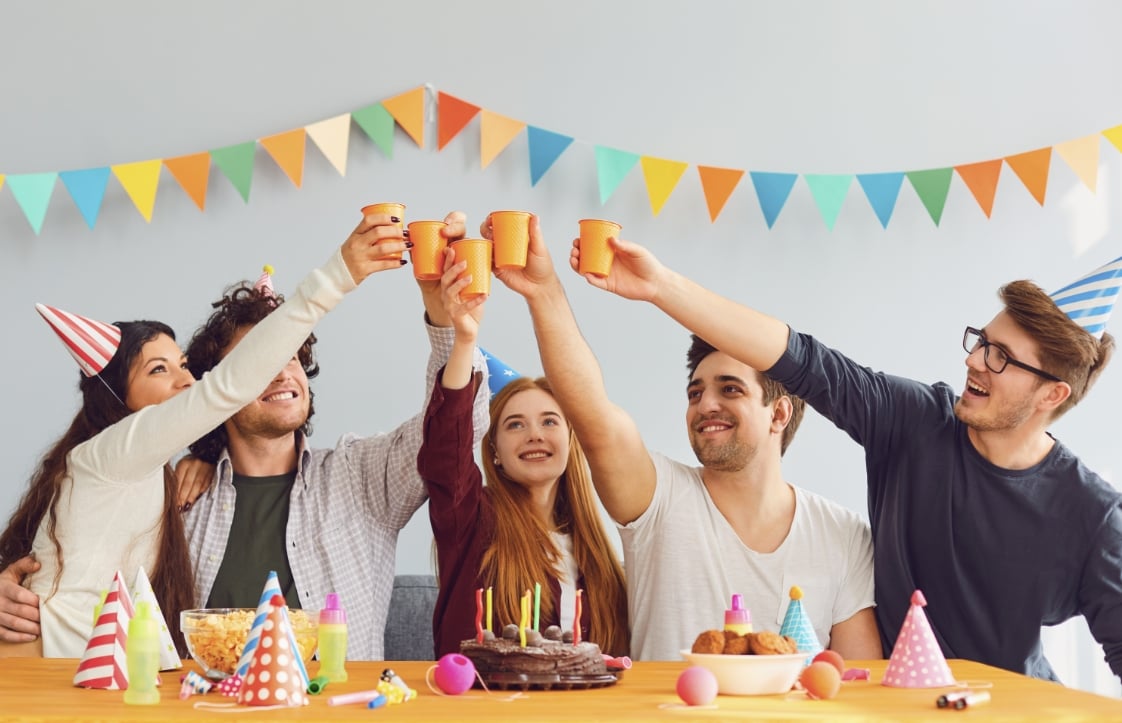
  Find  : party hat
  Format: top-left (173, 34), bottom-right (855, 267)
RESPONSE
top-left (778, 585), bottom-right (822, 657)
top-left (237, 595), bottom-right (308, 708)
top-left (235, 571), bottom-right (309, 688)
top-left (36, 303), bottom-right (121, 377)
top-left (254, 264), bottom-right (276, 298)
top-left (479, 347), bottom-right (520, 397)
top-left (882, 590), bottom-right (955, 688)
top-left (1049, 255), bottom-right (1122, 339)
top-left (74, 570), bottom-right (135, 689)
top-left (131, 566), bottom-right (181, 671)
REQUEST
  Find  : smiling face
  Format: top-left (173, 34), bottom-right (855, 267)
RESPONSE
top-left (123, 333), bottom-right (194, 411)
top-left (686, 351), bottom-right (780, 472)
top-left (491, 387), bottom-right (571, 491)
top-left (221, 324), bottom-right (311, 443)
top-left (954, 311), bottom-right (1055, 432)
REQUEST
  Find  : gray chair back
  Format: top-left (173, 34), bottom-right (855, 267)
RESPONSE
top-left (383, 574), bottom-right (438, 661)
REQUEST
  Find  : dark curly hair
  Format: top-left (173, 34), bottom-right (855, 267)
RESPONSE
top-left (185, 284), bottom-right (319, 463)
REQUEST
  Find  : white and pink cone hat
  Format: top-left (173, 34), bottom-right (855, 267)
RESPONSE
top-left (36, 303), bottom-right (121, 377)
top-left (882, 590), bottom-right (955, 688)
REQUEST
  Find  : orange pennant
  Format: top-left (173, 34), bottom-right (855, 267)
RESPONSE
top-left (383, 86), bottom-right (426, 148)
top-left (954, 160), bottom-right (1003, 218)
top-left (640, 157), bottom-right (689, 216)
top-left (1004, 147), bottom-right (1051, 206)
top-left (163, 152), bottom-right (210, 211)
top-left (480, 110), bottom-right (526, 169)
top-left (260, 129), bottom-right (307, 188)
top-left (697, 166), bottom-right (745, 222)
top-left (1054, 135), bottom-right (1100, 191)
top-left (437, 92), bottom-right (481, 151)
top-left (1103, 125), bottom-right (1122, 154)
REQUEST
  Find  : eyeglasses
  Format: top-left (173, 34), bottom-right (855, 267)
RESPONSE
top-left (962, 327), bottom-right (1063, 383)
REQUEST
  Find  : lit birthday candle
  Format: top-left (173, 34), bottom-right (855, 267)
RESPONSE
top-left (573, 589), bottom-right (583, 645)
top-left (486, 586), bottom-right (493, 633)
top-left (474, 588), bottom-right (484, 643)
top-left (533, 582), bottom-right (541, 632)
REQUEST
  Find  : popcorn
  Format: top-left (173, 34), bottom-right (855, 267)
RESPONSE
top-left (182, 608), bottom-right (316, 677)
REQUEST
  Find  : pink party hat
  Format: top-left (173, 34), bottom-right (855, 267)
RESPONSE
top-left (1049, 255), bottom-right (1122, 339)
top-left (254, 264), bottom-right (276, 298)
top-left (74, 570), bottom-right (135, 689)
top-left (881, 590), bottom-right (955, 688)
top-left (36, 303), bottom-right (121, 377)
top-left (235, 571), bottom-right (309, 687)
top-left (237, 595), bottom-right (308, 708)
top-left (131, 566), bottom-right (181, 671)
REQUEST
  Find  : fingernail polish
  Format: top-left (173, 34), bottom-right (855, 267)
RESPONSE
top-left (400, 259), bottom-right (408, 266)
top-left (405, 241), bottom-right (414, 248)
top-left (390, 216), bottom-right (400, 223)
top-left (402, 229), bottom-right (411, 237)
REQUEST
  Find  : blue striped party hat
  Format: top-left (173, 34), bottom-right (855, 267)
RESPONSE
top-left (234, 571), bottom-right (310, 687)
top-left (778, 585), bottom-right (822, 660)
top-left (1049, 255), bottom-right (1122, 339)
top-left (480, 347), bottom-right (521, 397)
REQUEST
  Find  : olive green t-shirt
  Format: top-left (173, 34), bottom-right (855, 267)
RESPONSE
top-left (205, 472), bottom-right (301, 609)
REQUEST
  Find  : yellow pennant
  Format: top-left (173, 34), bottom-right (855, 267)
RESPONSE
top-left (640, 156), bottom-right (689, 216)
top-left (111, 160), bottom-right (162, 222)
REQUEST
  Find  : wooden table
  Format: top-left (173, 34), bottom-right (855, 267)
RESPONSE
top-left (1, 658), bottom-right (1119, 721)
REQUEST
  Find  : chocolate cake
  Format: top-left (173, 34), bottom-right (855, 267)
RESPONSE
top-left (460, 624), bottom-right (607, 676)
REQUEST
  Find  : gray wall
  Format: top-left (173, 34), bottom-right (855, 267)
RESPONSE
top-left (1, 0), bottom-right (1119, 694)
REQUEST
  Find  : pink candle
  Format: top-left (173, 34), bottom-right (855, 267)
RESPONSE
top-left (573, 589), bottom-right (583, 645)
top-left (474, 587), bottom-right (484, 644)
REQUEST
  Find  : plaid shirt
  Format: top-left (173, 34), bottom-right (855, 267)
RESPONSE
top-left (182, 322), bottom-right (489, 660)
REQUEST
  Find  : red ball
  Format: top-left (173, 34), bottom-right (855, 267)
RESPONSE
top-left (676, 666), bottom-right (718, 706)
top-left (799, 661), bottom-right (842, 700)
top-left (812, 649), bottom-right (845, 675)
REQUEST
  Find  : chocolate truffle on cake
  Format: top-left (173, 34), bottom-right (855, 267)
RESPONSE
top-left (460, 623), bottom-right (608, 676)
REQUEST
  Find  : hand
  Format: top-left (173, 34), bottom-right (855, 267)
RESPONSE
top-left (340, 211), bottom-right (411, 284)
top-left (174, 455), bottom-right (215, 511)
top-left (0, 556), bottom-right (41, 643)
top-left (438, 248), bottom-right (486, 343)
top-left (489, 213), bottom-right (560, 299)
top-left (419, 211), bottom-right (468, 326)
top-left (570, 235), bottom-right (664, 302)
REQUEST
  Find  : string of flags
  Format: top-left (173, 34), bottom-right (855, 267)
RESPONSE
top-left (3, 84), bottom-right (1121, 235)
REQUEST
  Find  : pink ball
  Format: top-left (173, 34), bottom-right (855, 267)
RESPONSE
top-left (676, 666), bottom-right (718, 706)
top-left (434, 653), bottom-right (476, 695)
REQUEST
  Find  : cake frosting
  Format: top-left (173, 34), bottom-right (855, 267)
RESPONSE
top-left (460, 624), bottom-right (607, 676)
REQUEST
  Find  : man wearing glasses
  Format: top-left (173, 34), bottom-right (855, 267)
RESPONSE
top-left (573, 239), bottom-right (1121, 683)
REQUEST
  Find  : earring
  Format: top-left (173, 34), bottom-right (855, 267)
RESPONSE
top-left (493, 457), bottom-right (501, 466)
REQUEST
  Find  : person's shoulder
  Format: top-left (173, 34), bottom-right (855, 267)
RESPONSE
top-left (793, 486), bottom-right (868, 528)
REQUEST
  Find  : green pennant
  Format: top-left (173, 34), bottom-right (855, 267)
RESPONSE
top-left (7, 172), bottom-right (58, 234)
top-left (352, 103), bottom-right (395, 159)
top-left (906, 168), bottom-right (954, 226)
top-left (594, 146), bottom-right (640, 205)
top-left (210, 142), bottom-right (256, 203)
top-left (803, 174), bottom-right (853, 231)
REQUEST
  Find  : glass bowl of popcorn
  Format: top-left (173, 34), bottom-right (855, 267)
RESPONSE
top-left (181, 608), bottom-right (318, 679)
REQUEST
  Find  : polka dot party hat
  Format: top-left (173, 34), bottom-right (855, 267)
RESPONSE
top-left (881, 590), bottom-right (955, 688)
top-left (237, 595), bottom-right (308, 708)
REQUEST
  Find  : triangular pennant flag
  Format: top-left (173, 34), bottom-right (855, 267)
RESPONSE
top-left (1103, 125), bottom-right (1122, 154)
top-left (905, 168), bottom-right (954, 226)
top-left (305, 114), bottom-right (351, 176)
top-left (882, 590), bottom-right (955, 688)
top-left (1004, 147), bottom-right (1052, 206)
top-left (235, 572), bottom-right (310, 688)
top-left (0, 174), bottom-right (5, 193)
top-left (74, 571), bottom-right (134, 689)
top-left (480, 110), bottom-right (526, 169)
top-left (111, 160), bottom-right (162, 222)
top-left (1054, 135), bottom-right (1100, 192)
top-left (954, 159), bottom-right (1003, 218)
top-left (163, 152), bottom-right (210, 211)
top-left (7, 172), bottom-right (58, 234)
top-left (804, 174), bottom-right (853, 231)
top-left (260, 129), bottom-right (306, 188)
top-left (131, 567), bottom-right (181, 671)
top-left (479, 347), bottom-right (521, 397)
top-left (382, 86), bottom-right (426, 148)
top-left (856, 172), bottom-right (905, 229)
top-left (749, 172), bottom-right (798, 229)
top-left (352, 103), bottom-right (395, 159)
top-left (437, 92), bottom-right (481, 151)
top-left (594, 146), bottom-right (640, 205)
top-left (777, 586), bottom-right (822, 659)
top-left (697, 166), bottom-right (745, 222)
top-left (527, 126), bottom-right (574, 186)
top-left (238, 595), bottom-right (308, 708)
top-left (35, 303), bottom-right (121, 377)
top-left (640, 156), bottom-right (689, 216)
top-left (211, 141), bottom-right (256, 203)
top-left (59, 168), bottom-right (111, 230)
top-left (1049, 255), bottom-right (1122, 339)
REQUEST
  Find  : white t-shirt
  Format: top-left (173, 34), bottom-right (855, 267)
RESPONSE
top-left (619, 451), bottom-right (875, 661)
top-left (551, 531), bottom-right (579, 631)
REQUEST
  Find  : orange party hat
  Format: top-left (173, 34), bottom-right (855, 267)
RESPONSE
top-left (881, 590), bottom-right (955, 688)
top-left (73, 570), bottom-right (134, 689)
top-left (237, 594), bottom-right (308, 707)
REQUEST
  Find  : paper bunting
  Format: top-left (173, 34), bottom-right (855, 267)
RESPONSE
top-left (8, 172), bottom-right (57, 234)
top-left (857, 172), bottom-right (905, 229)
top-left (163, 152), bottom-right (210, 211)
top-left (955, 159), bottom-right (1003, 218)
top-left (60, 168), bottom-right (111, 229)
top-left (352, 103), bottom-right (396, 159)
top-left (640, 156), bottom-right (689, 217)
top-left (131, 566), bottom-right (182, 671)
top-left (382, 86), bottom-right (426, 148)
top-left (260, 129), bottom-right (306, 188)
top-left (527, 126), bottom-right (573, 186)
top-left (1004, 147), bottom-right (1052, 206)
top-left (211, 141), bottom-right (256, 203)
top-left (750, 172), bottom-right (798, 229)
top-left (437, 92), bottom-right (481, 151)
top-left (306, 114), bottom-right (351, 176)
top-left (595, 147), bottom-right (641, 205)
top-left (905, 168), bottom-right (954, 226)
top-left (697, 166), bottom-right (744, 222)
top-left (480, 110), bottom-right (526, 169)
top-left (805, 174), bottom-right (853, 230)
top-left (1103, 125), bottom-right (1122, 154)
top-left (74, 571), bottom-right (134, 689)
top-left (1054, 135), bottom-right (1100, 191)
top-left (111, 160), bottom-right (161, 222)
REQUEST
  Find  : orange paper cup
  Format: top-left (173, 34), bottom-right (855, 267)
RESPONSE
top-left (578, 219), bottom-right (621, 278)
top-left (407, 221), bottom-right (448, 280)
top-left (362, 202), bottom-right (406, 261)
top-left (451, 238), bottom-right (493, 298)
top-left (490, 211), bottom-right (531, 269)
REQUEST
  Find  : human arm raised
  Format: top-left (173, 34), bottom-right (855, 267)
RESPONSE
top-left (416, 211), bottom-right (468, 328)
top-left (489, 214), bottom-right (655, 524)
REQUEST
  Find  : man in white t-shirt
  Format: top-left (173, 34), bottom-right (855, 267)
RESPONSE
top-left (486, 213), bottom-right (881, 661)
